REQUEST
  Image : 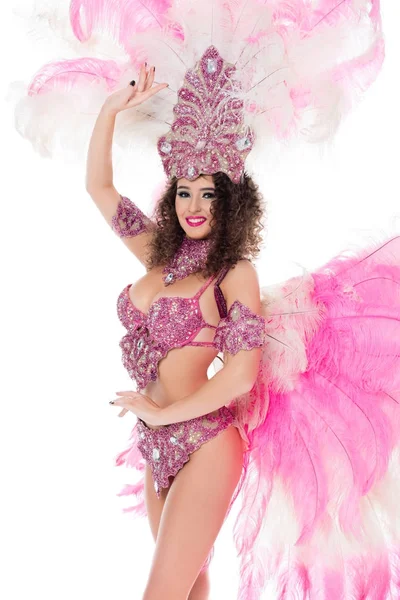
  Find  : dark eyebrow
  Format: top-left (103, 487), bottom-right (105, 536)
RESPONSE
top-left (177, 186), bottom-right (215, 191)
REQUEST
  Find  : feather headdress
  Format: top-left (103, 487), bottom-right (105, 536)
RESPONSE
top-left (11, 0), bottom-right (384, 176)
top-left (11, 4), bottom-right (400, 600)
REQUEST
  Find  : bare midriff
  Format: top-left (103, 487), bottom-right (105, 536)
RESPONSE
top-left (129, 267), bottom-right (223, 428)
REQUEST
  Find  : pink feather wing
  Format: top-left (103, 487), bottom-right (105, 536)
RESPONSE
top-left (114, 236), bottom-right (400, 598)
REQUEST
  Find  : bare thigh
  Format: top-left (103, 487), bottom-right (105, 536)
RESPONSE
top-left (144, 463), bottom-right (210, 599)
top-left (142, 424), bottom-right (244, 600)
top-left (144, 462), bottom-right (172, 541)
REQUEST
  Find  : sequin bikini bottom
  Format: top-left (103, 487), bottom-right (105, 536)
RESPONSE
top-left (136, 405), bottom-right (235, 498)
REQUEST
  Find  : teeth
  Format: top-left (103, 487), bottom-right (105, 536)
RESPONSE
top-left (188, 218), bottom-right (205, 223)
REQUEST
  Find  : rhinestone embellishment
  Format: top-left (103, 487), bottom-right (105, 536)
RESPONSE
top-left (156, 46), bottom-right (254, 184)
top-left (231, 307), bottom-right (240, 321)
top-left (195, 140), bottom-right (206, 151)
top-left (213, 300), bottom-right (266, 355)
top-left (132, 407), bottom-right (235, 501)
top-left (137, 338), bottom-right (144, 349)
top-left (160, 141), bottom-right (172, 154)
top-left (111, 195), bottom-right (152, 238)
top-left (162, 237), bottom-right (211, 286)
top-left (236, 137), bottom-right (251, 151)
top-left (206, 58), bottom-right (217, 73)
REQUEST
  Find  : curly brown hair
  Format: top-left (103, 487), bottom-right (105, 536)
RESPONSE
top-left (146, 171), bottom-right (266, 277)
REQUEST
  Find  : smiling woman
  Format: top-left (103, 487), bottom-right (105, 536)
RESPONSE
top-left (176, 176), bottom-right (214, 228)
top-left (11, 1), bottom-right (400, 599)
top-left (175, 176), bottom-right (216, 238)
top-left (146, 171), bottom-right (265, 278)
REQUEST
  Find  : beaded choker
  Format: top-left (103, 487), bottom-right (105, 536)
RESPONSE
top-left (162, 236), bottom-right (212, 286)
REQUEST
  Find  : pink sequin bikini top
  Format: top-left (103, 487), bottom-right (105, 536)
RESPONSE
top-left (117, 267), bottom-right (266, 390)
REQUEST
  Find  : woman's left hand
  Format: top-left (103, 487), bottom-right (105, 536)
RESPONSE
top-left (109, 391), bottom-right (163, 427)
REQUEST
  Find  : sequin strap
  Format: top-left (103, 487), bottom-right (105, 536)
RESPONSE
top-left (213, 266), bottom-right (230, 318)
top-left (111, 195), bottom-right (152, 238)
top-left (193, 273), bottom-right (219, 299)
top-left (213, 300), bottom-right (265, 355)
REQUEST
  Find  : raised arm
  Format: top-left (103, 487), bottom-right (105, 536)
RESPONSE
top-left (85, 64), bottom-right (168, 266)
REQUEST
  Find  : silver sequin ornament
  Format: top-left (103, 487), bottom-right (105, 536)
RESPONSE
top-left (206, 58), bottom-right (217, 73)
top-left (236, 137), bottom-right (252, 151)
top-left (160, 142), bottom-right (172, 154)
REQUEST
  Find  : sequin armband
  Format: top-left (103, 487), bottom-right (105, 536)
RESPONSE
top-left (213, 300), bottom-right (265, 355)
top-left (111, 195), bottom-right (152, 237)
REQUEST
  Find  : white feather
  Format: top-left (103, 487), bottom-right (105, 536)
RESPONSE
top-left (9, 0), bottom-right (384, 176)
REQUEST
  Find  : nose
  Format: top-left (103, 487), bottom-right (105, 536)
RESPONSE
top-left (188, 193), bottom-right (202, 213)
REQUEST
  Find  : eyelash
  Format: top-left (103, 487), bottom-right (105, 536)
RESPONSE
top-left (177, 192), bottom-right (215, 199)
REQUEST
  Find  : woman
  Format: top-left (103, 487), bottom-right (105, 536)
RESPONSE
top-left (86, 62), bottom-right (265, 600)
top-left (13, 1), bottom-right (400, 598)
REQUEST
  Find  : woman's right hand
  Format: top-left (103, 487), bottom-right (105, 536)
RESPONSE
top-left (102, 63), bottom-right (168, 116)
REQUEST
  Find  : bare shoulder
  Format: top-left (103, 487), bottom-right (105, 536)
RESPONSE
top-left (223, 259), bottom-right (259, 287)
top-left (221, 259), bottom-right (260, 311)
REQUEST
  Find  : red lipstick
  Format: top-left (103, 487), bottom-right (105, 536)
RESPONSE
top-left (186, 217), bottom-right (206, 227)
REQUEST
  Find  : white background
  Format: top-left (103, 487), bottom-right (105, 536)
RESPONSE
top-left (1, 2), bottom-right (399, 599)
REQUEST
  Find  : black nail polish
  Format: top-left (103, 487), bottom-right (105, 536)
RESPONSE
top-left (129, 80), bottom-right (136, 86)
top-left (109, 400), bottom-right (115, 404)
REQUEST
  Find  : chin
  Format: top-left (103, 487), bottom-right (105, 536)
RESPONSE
top-left (181, 222), bottom-right (212, 239)
top-left (185, 229), bottom-right (211, 240)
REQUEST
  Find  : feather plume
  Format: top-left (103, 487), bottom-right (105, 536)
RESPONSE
top-left (10, 0), bottom-right (384, 171)
top-left (11, 3), bottom-right (400, 598)
top-left (229, 235), bottom-right (400, 598)
top-left (113, 235), bottom-right (400, 599)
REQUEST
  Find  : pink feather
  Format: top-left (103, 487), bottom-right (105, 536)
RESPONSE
top-left (12, 2), bottom-right (400, 596)
top-left (27, 57), bottom-right (123, 96)
top-left (13, 0), bottom-right (386, 156)
top-left (116, 236), bottom-right (400, 599)
top-left (231, 235), bottom-right (400, 598)
top-left (69, 0), bottom-right (172, 56)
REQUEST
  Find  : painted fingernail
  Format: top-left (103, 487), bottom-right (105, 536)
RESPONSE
top-left (109, 400), bottom-right (115, 404)
top-left (129, 80), bottom-right (136, 86)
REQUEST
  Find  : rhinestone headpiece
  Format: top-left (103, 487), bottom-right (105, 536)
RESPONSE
top-left (157, 46), bottom-right (254, 184)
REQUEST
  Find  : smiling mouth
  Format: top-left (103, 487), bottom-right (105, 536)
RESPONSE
top-left (186, 217), bottom-right (207, 227)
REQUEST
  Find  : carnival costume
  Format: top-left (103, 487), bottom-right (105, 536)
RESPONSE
top-left (11, 1), bottom-right (400, 598)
